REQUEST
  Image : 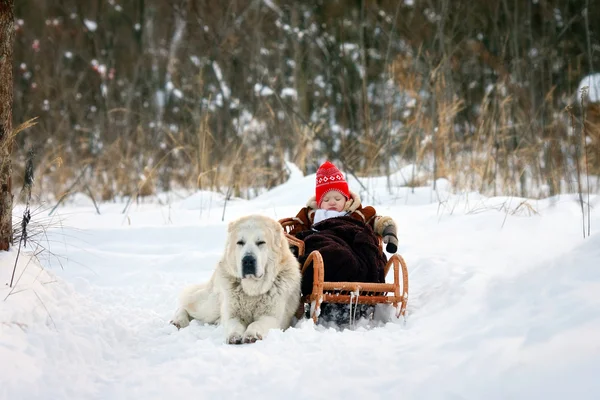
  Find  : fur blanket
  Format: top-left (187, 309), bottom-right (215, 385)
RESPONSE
top-left (295, 216), bottom-right (387, 296)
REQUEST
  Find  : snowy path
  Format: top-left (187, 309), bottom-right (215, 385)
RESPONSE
top-left (2, 185), bottom-right (600, 399)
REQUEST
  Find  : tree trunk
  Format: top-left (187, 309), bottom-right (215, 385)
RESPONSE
top-left (0, 0), bottom-right (14, 251)
top-left (291, 6), bottom-right (309, 120)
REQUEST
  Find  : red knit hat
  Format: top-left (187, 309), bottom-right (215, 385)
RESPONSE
top-left (315, 161), bottom-right (350, 206)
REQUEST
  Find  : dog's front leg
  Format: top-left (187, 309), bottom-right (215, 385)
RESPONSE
top-left (221, 295), bottom-right (247, 344)
top-left (224, 317), bottom-right (247, 344)
top-left (243, 316), bottom-right (279, 343)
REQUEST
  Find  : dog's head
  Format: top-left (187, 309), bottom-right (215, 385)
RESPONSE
top-left (222, 215), bottom-right (288, 294)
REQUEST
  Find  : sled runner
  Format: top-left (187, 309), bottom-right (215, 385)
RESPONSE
top-left (279, 217), bottom-right (409, 323)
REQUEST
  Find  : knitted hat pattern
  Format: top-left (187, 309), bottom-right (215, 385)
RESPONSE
top-left (315, 161), bottom-right (350, 206)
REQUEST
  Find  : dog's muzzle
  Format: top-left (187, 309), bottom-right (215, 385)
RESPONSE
top-left (241, 254), bottom-right (257, 278)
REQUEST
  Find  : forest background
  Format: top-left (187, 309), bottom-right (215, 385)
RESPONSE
top-left (10, 0), bottom-right (600, 203)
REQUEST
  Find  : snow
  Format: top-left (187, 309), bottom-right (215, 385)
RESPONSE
top-left (83, 19), bottom-right (98, 32)
top-left (172, 88), bottom-right (183, 99)
top-left (281, 87), bottom-right (297, 99)
top-left (254, 83), bottom-right (274, 96)
top-left (1, 165), bottom-right (600, 399)
top-left (212, 61), bottom-right (230, 100)
top-left (578, 73), bottom-right (600, 103)
top-left (155, 90), bottom-right (165, 110)
top-left (263, 0), bottom-right (284, 17)
top-left (189, 55), bottom-right (201, 67)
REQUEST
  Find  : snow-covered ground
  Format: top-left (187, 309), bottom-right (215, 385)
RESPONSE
top-left (2, 165), bottom-right (600, 400)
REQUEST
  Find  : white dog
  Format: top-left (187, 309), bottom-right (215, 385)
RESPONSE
top-left (170, 214), bottom-right (302, 344)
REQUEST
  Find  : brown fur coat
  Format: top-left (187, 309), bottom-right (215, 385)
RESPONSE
top-left (294, 216), bottom-right (387, 295)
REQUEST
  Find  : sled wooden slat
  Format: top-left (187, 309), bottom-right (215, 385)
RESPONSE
top-left (321, 282), bottom-right (396, 292)
top-left (321, 294), bottom-right (403, 304)
top-left (302, 250), bottom-right (324, 323)
top-left (280, 217), bottom-right (409, 323)
top-left (284, 233), bottom-right (304, 257)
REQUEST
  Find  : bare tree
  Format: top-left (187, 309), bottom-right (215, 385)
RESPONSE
top-left (0, 0), bottom-right (14, 251)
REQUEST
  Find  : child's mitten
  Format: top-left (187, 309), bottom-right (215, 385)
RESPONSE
top-left (382, 225), bottom-right (398, 253)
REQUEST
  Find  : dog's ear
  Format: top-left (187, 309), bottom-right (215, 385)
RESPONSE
top-left (275, 223), bottom-right (291, 256)
top-left (265, 219), bottom-right (281, 250)
top-left (224, 222), bottom-right (233, 245)
top-left (224, 221), bottom-right (238, 257)
top-left (268, 219), bottom-right (281, 246)
top-left (227, 220), bottom-right (236, 233)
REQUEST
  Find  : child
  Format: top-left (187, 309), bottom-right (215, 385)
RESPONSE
top-left (289, 161), bottom-right (398, 253)
top-left (288, 161), bottom-right (399, 324)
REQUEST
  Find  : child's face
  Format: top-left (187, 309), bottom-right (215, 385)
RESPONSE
top-left (320, 191), bottom-right (346, 212)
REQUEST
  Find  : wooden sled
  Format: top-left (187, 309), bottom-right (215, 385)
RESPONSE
top-left (279, 218), bottom-right (409, 324)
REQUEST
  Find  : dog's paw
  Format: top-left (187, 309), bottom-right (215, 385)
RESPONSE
top-left (227, 334), bottom-right (244, 345)
top-left (225, 318), bottom-right (247, 344)
top-left (242, 323), bottom-right (267, 343)
top-left (170, 308), bottom-right (191, 330)
top-left (226, 327), bottom-right (263, 344)
top-left (242, 332), bottom-right (262, 343)
top-left (169, 319), bottom-right (187, 330)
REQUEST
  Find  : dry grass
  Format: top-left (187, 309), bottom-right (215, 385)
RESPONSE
top-left (11, 89), bottom-right (598, 206)
top-left (9, 74), bottom-right (598, 206)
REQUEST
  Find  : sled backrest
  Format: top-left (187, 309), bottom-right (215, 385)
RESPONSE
top-left (279, 218), bottom-right (305, 257)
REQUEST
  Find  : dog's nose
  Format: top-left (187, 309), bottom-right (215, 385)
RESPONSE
top-left (241, 255), bottom-right (256, 277)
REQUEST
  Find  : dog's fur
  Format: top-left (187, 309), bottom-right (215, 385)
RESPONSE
top-left (170, 214), bottom-right (301, 344)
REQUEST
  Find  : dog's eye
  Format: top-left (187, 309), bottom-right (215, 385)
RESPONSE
top-left (236, 240), bottom-right (245, 246)
top-left (256, 240), bottom-right (266, 246)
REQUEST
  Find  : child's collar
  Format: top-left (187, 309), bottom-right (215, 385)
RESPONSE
top-left (313, 209), bottom-right (348, 225)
